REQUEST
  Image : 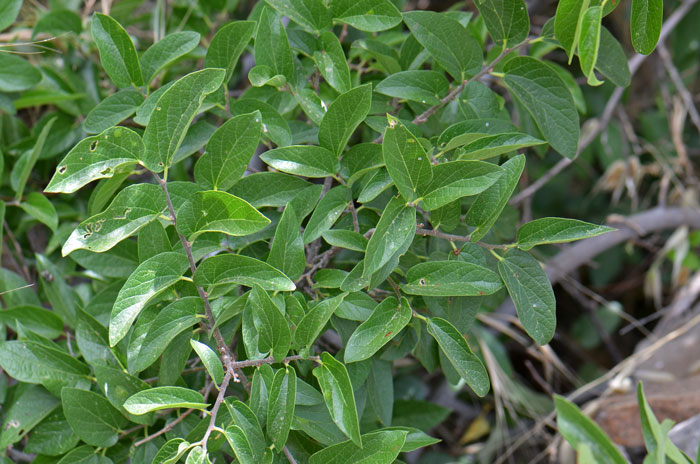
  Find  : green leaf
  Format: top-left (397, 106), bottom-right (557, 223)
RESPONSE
top-left (0, 0), bottom-right (22, 31)
top-left (190, 339), bottom-right (224, 385)
top-left (141, 31), bottom-right (200, 84)
top-left (637, 383), bottom-right (690, 464)
top-left (554, 395), bottom-right (627, 464)
top-left (261, 145), bottom-right (339, 178)
top-left (231, 99), bottom-right (292, 147)
top-left (517, 217), bottom-right (614, 250)
top-left (90, 13), bottom-right (143, 87)
top-left (0, 54), bottom-right (42, 92)
top-left (330, 0), bottom-right (402, 32)
top-left (225, 400), bottom-right (267, 462)
top-left (267, 366), bottom-right (297, 451)
top-left (0, 305), bottom-right (63, 339)
top-left (62, 388), bottom-right (128, 447)
top-left (205, 21), bottom-right (255, 84)
top-left (313, 352), bottom-right (362, 446)
top-left (194, 254), bottom-right (296, 292)
top-left (303, 185), bottom-right (350, 243)
top-left (383, 116), bottom-right (432, 202)
top-left (631, 0), bottom-right (663, 55)
top-left (344, 296), bottom-right (412, 363)
top-left (309, 429), bottom-right (408, 464)
top-left (364, 196), bottom-right (417, 277)
top-left (177, 190), bottom-right (270, 242)
top-left (503, 57), bottom-right (580, 159)
top-left (319, 84), bottom-right (372, 158)
top-left (498, 248), bottom-right (555, 345)
top-left (476, 0), bottom-right (530, 48)
top-left (224, 426), bottom-right (256, 464)
top-left (466, 154), bottom-right (525, 242)
top-left (339, 143), bottom-right (385, 186)
top-left (194, 111), bottom-right (262, 191)
top-left (402, 260), bottom-right (502, 296)
top-left (267, 0), bottom-right (331, 33)
top-left (268, 205), bottom-right (306, 280)
top-left (554, 0), bottom-right (590, 61)
top-left (46, 126), bottom-right (141, 194)
top-left (20, 192), bottom-right (58, 232)
top-left (62, 183), bottom-right (166, 256)
top-left (437, 119), bottom-right (517, 152)
top-left (124, 386), bottom-right (209, 415)
top-left (25, 411), bottom-right (80, 456)
top-left (321, 229), bottom-right (368, 252)
top-left (385, 426), bottom-right (440, 452)
top-left (94, 365), bottom-right (153, 424)
top-left (76, 310), bottom-right (119, 367)
top-left (138, 220), bottom-right (172, 261)
top-left (427, 317), bottom-right (490, 396)
top-left (457, 133), bottom-right (546, 161)
top-left (248, 65), bottom-right (287, 88)
top-left (14, 117), bottom-right (56, 200)
top-left (83, 89), bottom-right (145, 134)
top-left (295, 293), bottom-right (347, 349)
top-left (403, 10), bottom-right (482, 81)
top-left (231, 172), bottom-right (311, 208)
top-left (578, 6), bottom-right (604, 86)
top-left (247, 285), bottom-right (292, 362)
top-left (595, 27), bottom-right (631, 87)
top-left (255, 7), bottom-right (294, 82)
top-left (0, 385), bottom-right (60, 450)
top-left (375, 70), bottom-right (449, 105)
top-left (185, 446), bottom-right (207, 464)
top-left (314, 31), bottom-right (351, 93)
top-left (128, 297), bottom-right (201, 373)
top-left (109, 251), bottom-right (190, 346)
top-left (421, 161), bottom-right (503, 211)
top-left (142, 68), bottom-right (225, 172)
top-left (153, 439), bottom-right (192, 464)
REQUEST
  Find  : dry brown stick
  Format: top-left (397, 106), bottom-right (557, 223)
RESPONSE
top-left (657, 42), bottom-right (700, 135)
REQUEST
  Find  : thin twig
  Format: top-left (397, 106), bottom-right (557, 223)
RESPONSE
top-left (282, 446), bottom-right (299, 464)
top-left (3, 221), bottom-right (32, 283)
top-left (134, 408), bottom-right (195, 447)
top-left (415, 227), bottom-right (507, 250)
top-left (200, 370), bottom-right (233, 453)
top-left (231, 354), bottom-right (320, 369)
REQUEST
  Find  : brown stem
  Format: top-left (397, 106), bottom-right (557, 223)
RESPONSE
top-left (232, 354), bottom-right (320, 369)
top-left (282, 446), bottom-right (299, 464)
top-left (415, 227), bottom-right (506, 250)
top-left (3, 221), bottom-right (32, 283)
top-left (134, 408), bottom-right (195, 447)
top-left (200, 369), bottom-right (233, 453)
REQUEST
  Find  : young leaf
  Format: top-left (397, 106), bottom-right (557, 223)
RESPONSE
top-left (314, 32), bottom-right (351, 93)
top-left (261, 145), bottom-right (339, 178)
top-left (250, 365), bottom-right (274, 426)
top-left (176, 190), bottom-right (270, 242)
top-left (554, 395), bottom-right (627, 464)
top-left (205, 21), bottom-right (255, 84)
top-left (631, 0), bottom-right (663, 55)
top-left (247, 285), bottom-right (292, 362)
top-left (476, 0), bottom-right (530, 48)
top-left (330, 0), bottom-right (402, 32)
top-left (268, 205), bottom-right (306, 281)
top-left (313, 352), bottom-right (362, 447)
top-left (295, 293), bottom-right (347, 349)
top-left (185, 446), bottom-right (207, 464)
top-left (248, 64), bottom-right (287, 88)
top-left (83, 89), bottom-right (145, 134)
top-left (224, 426), bottom-right (256, 464)
top-left (382, 116), bottom-right (433, 202)
top-left (427, 317), bottom-right (490, 396)
top-left (318, 84), bottom-right (372, 157)
top-left (225, 400), bottom-right (267, 462)
top-left (421, 160), bottom-right (503, 211)
top-left (578, 6), bottom-right (604, 86)
top-left (255, 7), bottom-right (294, 82)
top-left (517, 217), bottom-right (615, 250)
top-left (554, 0), bottom-right (590, 61)
top-left (375, 70), bottom-right (449, 105)
top-left (303, 185), bottom-right (350, 243)
top-left (344, 296), bottom-right (412, 363)
top-left (141, 31), bottom-right (200, 84)
top-left (62, 183), bottom-right (166, 256)
top-left (503, 57), bottom-right (580, 159)
top-left (193, 254), bottom-right (296, 292)
top-left (267, 366), bottom-right (297, 451)
top-left (124, 386), bottom-right (209, 415)
top-left (363, 196), bottom-right (417, 277)
top-left (61, 388), bottom-right (128, 447)
top-left (402, 261), bottom-right (502, 297)
top-left (403, 10), bottom-right (482, 81)
top-left (90, 13), bottom-right (143, 87)
top-left (497, 248), bottom-right (555, 345)
top-left (153, 439), bottom-right (192, 464)
top-left (14, 117), bottom-right (56, 200)
top-left (190, 339), bottom-right (224, 385)
top-left (109, 251), bottom-right (190, 346)
top-left (637, 383), bottom-right (690, 463)
top-left (309, 429), bottom-right (408, 464)
top-left (20, 192), bottom-right (57, 232)
top-left (141, 68), bottom-right (225, 172)
top-left (267, 0), bottom-right (331, 34)
top-left (466, 154), bottom-right (525, 242)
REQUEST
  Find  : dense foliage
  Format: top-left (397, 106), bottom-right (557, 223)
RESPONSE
top-left (0, 0), bottom-right (698, 463)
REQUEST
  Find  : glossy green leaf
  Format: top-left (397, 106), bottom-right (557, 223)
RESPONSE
top-left (91, 13), bottom-right (142, 87)
top-left (225, 400), bottom-right (267, 462)
top-left (578, 6), bottom-right (604, 86)
top-left (457, 133), bottom-right (546, 161)
top-left (14, 117), bottom-right (56, 200)
top-left (314, 31), bottom-right (351, 93)
top-left (194, 254), bottom-right (296, 292)
top-left (330, 0), bottom-right (402, 32)
top-left (124, 386), bottom-right (209, 415)
top-left (62, 388), bottom-right (128, 447)
top-left (554, 0), bottom-right (590, 61)
top-left (595, 27), bottom-right (631, 87)
top-left (364, 195), bottom-right (416, 277)
top-left (224, 426), bottom-right (256, 464)
top-left (321, 229), bottom-right (368, 252)
top-left (248, 65), bottom-right (287, 88)
top-left (303, 185), bottom-right (350, 243)
top-left (314, 352), bottom-right (362, 446)
top-left (0, 305), bottom-right (63, 339)
top-left (498, 248), bottom-right (555, 345)
top-left (177, 190), bottom-right (269, 242)
top-left (517, 217), bottom-right (614, 250)
top-left (383, 116), bottom-right (432, 202)
top-left (247, 285), bottom-right (292, 362)
top-left (631, 0), bottom-right (663, 55)
top-left (142, 68), bottom-right (225, 172)
top-left (0, 385), bottom-right (60, 450)
top-left (402, 260), bottom-right (502, 296)
top-left (309, 429), bottom-right (407, 464)
top-left (76, 310), bottom-right (119, 367)
top-left (0, 53), bottom-right (42, 92)
top-left (267, 0), bottom-right (331, 33)
top-left (421, 161), bottom-right (502, 211)
top-left (109, 251), bottom-right (190, 346)
top-left (261, 145), bottom-right (338, 178)
top-left (555, 395), bottom-right (627, 464)
top-left (94, 365), bottom-right (153, 424)
top-left (339, 143), bottom-right (385, 186)
top-left (230, 172), bottom-right (311, 208)
top-left (255, 7), bottom-right (294, 82)
top-left (503, 57), bottom-right (579, 159)
top-left (205, 21), bottom-right (255, 83)
top-left (268, 205), bottom-right (305, 280)
top-left (141, 31), bottom-right (200, 84)
top-left (153, 439), bottom-right (192, 464)
top-left (190, 339), bottom-right (224, 385)
top-left (267, 366), bottom-right (297, 451)
top-left (62, 183), bottom-right (166, 256)
top-left (376, 70), bottom-right (449, 105)
top-left (185, 446), bottom-right (207, 464)
top-left (0, 0), bottom-right (22, 31)
top-left (230, 99), bottom-right (292, 147)
top-left (345, 296), bottom-right (411, 363)
top-left (20, 192), bottom-right (58, 232)
top-left (138, 220), bottom-right (172, 261)
top-left (25, 410), bottom-right (80, 456)
top-left (437, 119), bottom-right (517, 152)
top-left (476, 0), bottom-right (530, 48)
top-left (319, 84), bottom-right (372, 157)
top-left (403, 10), bottom-right (482, 81)
top-left (295, 293), bottom-right (347, 348)
top-left (83, 88), bottom-right (144, 134)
